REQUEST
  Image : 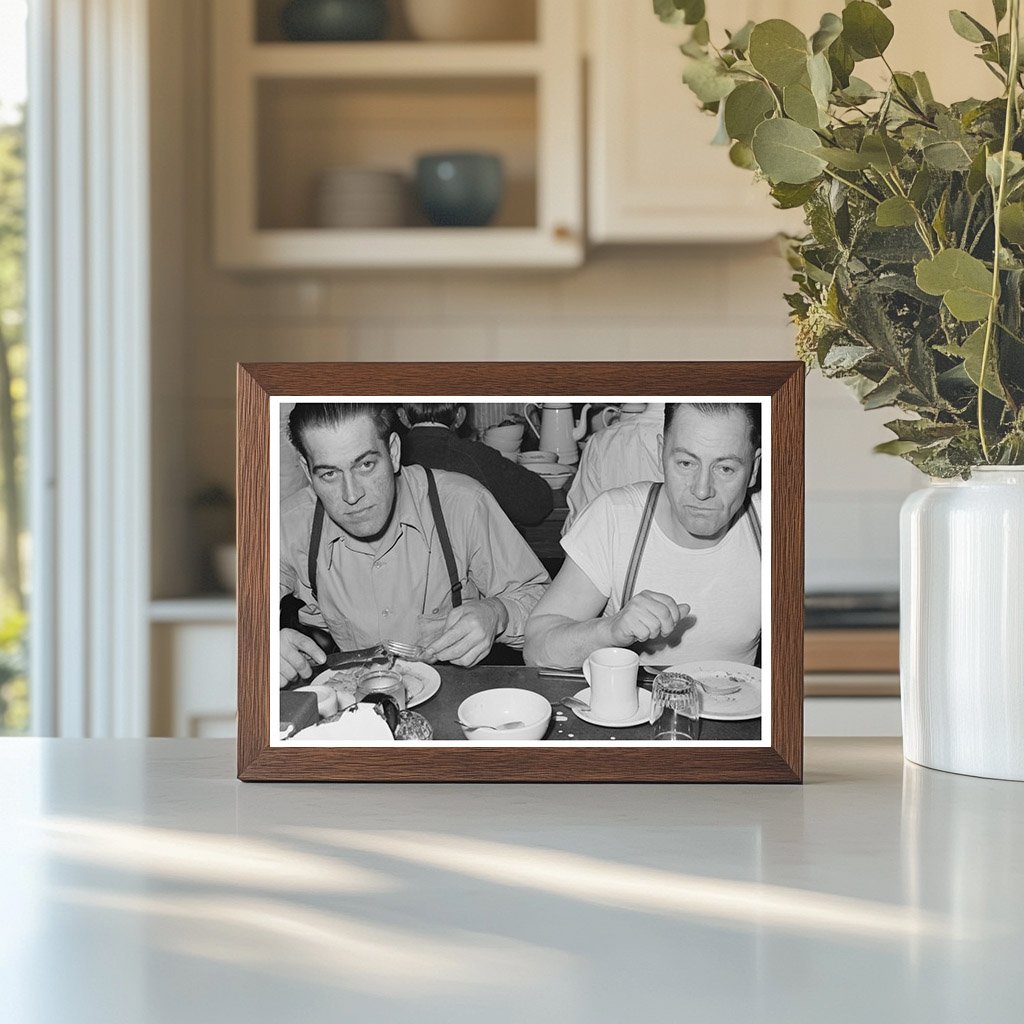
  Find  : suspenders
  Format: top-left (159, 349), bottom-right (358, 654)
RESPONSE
top-left (620, 483), bottom-right (762, 607)
top-left (306, 467), bottom-right (462, 609)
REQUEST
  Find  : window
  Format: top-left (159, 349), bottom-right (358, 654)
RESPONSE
top-left (0, 0), bottom-right (28, 734)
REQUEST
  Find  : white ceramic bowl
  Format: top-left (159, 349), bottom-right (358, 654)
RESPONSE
top-left (540, 470), bottom-right (574, 490)
top-left (404, 0), bottom-right (535, 41)
top-left (518, 450), bottom-right (559, 464)
top-left (458, 688), bottom-right (552, 741)
top-left (522, 460), bottom-right (562, 475)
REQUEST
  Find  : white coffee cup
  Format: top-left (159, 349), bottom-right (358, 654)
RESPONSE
top-left (582, 646), bottom-right (640, 720)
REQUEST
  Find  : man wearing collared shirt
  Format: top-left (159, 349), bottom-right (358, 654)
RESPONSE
top-left (279, 402), bottom-right (549, 686)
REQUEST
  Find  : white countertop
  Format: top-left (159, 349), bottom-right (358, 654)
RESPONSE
top-left (0, 738), bottom-right (1020, 1023)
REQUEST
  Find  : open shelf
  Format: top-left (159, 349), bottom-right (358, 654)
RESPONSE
top-left (249, 42), bottom-right (544, 77)
top-left (212, 0), bottom-right (581, 268)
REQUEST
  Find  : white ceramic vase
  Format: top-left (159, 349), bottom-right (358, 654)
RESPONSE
top-left (900, 467), bottom-right (1024, 781)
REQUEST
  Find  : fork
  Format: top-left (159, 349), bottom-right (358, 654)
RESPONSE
top-left (384, 639), bottom-right (429, 662)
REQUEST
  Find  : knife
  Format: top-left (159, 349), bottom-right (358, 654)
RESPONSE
top-left (323, 645), bottom-right (390, 671)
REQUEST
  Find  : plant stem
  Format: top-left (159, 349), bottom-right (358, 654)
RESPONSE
top-left (884, 171), bottom-right (938, 255)
top-left (822, 167), bottom-right (880, 205)
top-left (978, 0), bottom-right (1021, 461)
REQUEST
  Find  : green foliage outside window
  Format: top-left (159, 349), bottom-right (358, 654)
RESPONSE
top-left (0, 110), bottom-right (27, 733)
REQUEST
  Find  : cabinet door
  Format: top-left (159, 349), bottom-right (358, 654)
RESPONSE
top-left (588, 0), bottom-right (815, 243)
top-left (588, 0), bottom-right (996, 244)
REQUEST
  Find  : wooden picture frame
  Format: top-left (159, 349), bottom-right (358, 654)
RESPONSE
top-left (238, 362), bottom-right (804, 782)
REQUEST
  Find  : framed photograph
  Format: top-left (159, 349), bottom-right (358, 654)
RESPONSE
top-left (237, 362), bottom-right (804, 782)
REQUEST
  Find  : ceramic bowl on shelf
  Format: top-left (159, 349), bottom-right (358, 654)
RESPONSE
top-left (403, 0), bottom-right (534, 41)
top-left (281, 0), bottom-right (389, 41)
top-left (315, 167), bottom-right (407, 228)
top-left (415, 152), bottom-right (504, 227)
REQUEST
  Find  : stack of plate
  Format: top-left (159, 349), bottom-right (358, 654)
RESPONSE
top-left (315, 168), bottom-right (407, 229)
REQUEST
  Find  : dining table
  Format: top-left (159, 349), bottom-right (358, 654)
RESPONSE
top-left (284, 664), bottom-right (761, 742)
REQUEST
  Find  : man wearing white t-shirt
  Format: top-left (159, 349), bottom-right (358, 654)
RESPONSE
top-left (524, 402), bottom-right (761, 669)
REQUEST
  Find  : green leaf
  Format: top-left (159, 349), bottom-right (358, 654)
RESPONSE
top-left (884, 418), bottom-right (963, 443)
top-left (813, 146), bottom-right (872, 170)
top-left (915, 249), bottom-right (994, 322)
top-left (729, 140), bottom-right (758, 170)
top-left (948, 10), bottom-right (994, 44)
top-left (909, 164), bottom-right (933, 205)
top-left (986, 150), bottom-right (1024, 191)
top-left (724, 20), bottom-right (755, 53)
top-left (807, 51), bottom-right (833, 110)
top-left (692, 19), bottom-right (710, 45)
top-left (837, 76), bottom-right (879, 104)
top-left (860, 133), bottom-right (904, 173)
top-left (748, 20), bottom-right (809, 87)
top-left (967, 144), bottom-right (991, 194)
top-left (770, 180), bottom-right (820, 209)
top-left (784, 80), bottom-right (824, 129)
top-left (653, 0), bottom-right (705, 26)
top-left (723, 81), bottom-right (776, 145)
top-left (876, 197), bottom-right (918, 228)
top-left (941, 325), bottom-right (1006, 398)
top-left (912, 71), bottom-right (935, 104)
top-left (682, 57), bottom-right (736, 104)
top-left (842, 1), bottom-right (895, 59)
top-left (932, 190), bottom-right (950, 247)
top-left (923, 140), bottom-right (973, 171)
top-left (751, 118), bottom-right (828, 184)
top-left (827, 36), bottom-right (856, 89)
top-left (1000, 203), bottom-right (1024, 245)
top-left (993, 0), bottom-right (1008, 24)
top-left (874, 439), bottom-right (922, 455)
top-left (862, 374), bottom-right (903, 409)
top-left (810, 12), bottom-right (843, 54)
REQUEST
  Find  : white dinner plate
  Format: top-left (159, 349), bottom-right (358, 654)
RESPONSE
top-left (397, 660), bottom-right (441, 708)
top-left (311, 658), bottom-right (440, 709)
top-left (669, 661), bottom-right (762, 721)
top-left (569, 687), bottom-right (652, 728)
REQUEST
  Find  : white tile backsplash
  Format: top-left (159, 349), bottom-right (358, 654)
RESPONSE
top-left (182, 249), bottom-right (919, 593)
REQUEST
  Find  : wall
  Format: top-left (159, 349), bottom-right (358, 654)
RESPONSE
top-left (155, 0), bottom-right (921, 598)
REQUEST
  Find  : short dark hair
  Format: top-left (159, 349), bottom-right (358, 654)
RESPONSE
top-left (664, 402), bottom-right (761, 450)
top-left (400, 403), bottom-right (461, 427)
top-left (287, 402), bottom-right (397, 462)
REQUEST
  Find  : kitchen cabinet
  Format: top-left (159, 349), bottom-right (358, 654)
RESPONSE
top-left (587, 0), bottom-right (811, 243)
top-left (211, 0), bottom-right (583, 268)
top-left (586, 0), bottom-right (999, 244)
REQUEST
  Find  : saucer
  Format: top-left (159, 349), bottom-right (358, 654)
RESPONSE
top-left (569, 687), bottom-right (652, 728)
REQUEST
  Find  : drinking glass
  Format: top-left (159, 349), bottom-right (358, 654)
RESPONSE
top-left (650, 671), bottom-right (702, 741)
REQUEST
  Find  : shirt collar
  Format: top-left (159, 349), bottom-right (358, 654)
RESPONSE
top-left (323, 468), bottom-right (427, 557)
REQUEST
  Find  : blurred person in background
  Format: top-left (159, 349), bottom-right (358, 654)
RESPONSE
top-left (398, 402), bottom-right (553, 526)
top-left (562, 403), bottom-right (664, 533)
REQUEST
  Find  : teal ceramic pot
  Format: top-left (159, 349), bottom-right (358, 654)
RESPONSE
top-left (281, 0), bottom-right (388, 41)
top-left (415, 152), bottom-right (504, 227)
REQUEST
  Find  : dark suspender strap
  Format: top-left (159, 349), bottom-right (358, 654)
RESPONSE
top-left (621, 482), bottom-right (662, 607)
top-left (308, 498), bottom-right (326, 602)
top-left (424, 468), bottom-right (462, 608)
top-left (746, 497), bottom-right (762, 555)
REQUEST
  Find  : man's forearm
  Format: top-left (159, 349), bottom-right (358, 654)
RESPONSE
top-left (524, 613), bottom-right (618, 669)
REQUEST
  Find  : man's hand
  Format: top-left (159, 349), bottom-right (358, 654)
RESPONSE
top-left (280, 627), bottom-right (327, 688)
top-left (608, 590), bottom-right (690, 648)
top-left (422, 598), bottom-right (509, 667)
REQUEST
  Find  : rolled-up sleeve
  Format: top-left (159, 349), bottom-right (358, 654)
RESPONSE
top-left (460, 487), bottom-right (550, 648)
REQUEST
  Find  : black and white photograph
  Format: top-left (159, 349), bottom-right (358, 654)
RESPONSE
top-left (272, 396), bottom-right (771, 746)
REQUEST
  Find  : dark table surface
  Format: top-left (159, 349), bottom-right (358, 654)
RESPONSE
top-left (407, 664), bottom-right (760, 742)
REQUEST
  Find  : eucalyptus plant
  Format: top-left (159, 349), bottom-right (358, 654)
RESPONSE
top-left (657, 0), bottom-right (1024, 476)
